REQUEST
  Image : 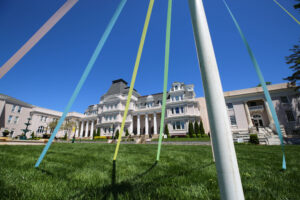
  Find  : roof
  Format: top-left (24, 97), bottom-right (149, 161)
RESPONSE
top-left (0, 94), bottom-right (33, 108)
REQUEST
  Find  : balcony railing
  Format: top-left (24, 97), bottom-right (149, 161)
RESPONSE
top-left (248, 105), bottom-right (264, 111)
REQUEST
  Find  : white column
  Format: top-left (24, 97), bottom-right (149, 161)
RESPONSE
top-left (75, 121), bottom-right (79, 137)
top-left (137, 115), bottom-right (140, 135)
top-left (153, 112), bottom-right (157, 134)
top-left (80, 121), bottom-right (84, 137)
top-left (243, 102), bottom-right (253, 128)
top-left (145, 114), bottom-right (149, 135)
top-left (188, 1), bottom-right (244, 199)
top-left (264, 100), bottom-right (275, 130)
top-left (85, 121), bottom-right (89, 137)
top-left (90, 120), bottom-right (94, 139)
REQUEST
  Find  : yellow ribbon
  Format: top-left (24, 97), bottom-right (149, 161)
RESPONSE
top-left (113, 0), bottom-right (155, 160)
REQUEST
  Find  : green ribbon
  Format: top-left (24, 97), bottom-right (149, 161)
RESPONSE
top-left (156, 0), bottom-right (172, 161)
top-left (223, 0), bottom-right (286, 170)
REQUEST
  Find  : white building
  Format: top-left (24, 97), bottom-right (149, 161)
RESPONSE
top-left (1, 80), bottom-right (299, 144)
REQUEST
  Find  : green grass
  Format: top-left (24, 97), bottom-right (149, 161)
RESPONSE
top-left (0, 144), bottom-right (299, 199)
top-left (152, 136), bottom-right (210, 142)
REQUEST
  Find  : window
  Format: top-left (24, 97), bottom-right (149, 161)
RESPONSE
top-left (11, 105), bottom-right (16, 112)
top-left (173, 121), bottom-right (185, 130)
top-left (14, 116), bottom-right (19, 124)
top-left (40, 116), bottom-right (44, 122)
top-left (8, 115), bottom-right (13, 124)
top-left (181, 122), bottom-right (185, 129)
top-left (280, 96), bottom-right (289, 104)
top-left (230, 116), bottom-right (237, 125)
top-left (181, 107), bottom-right (184, 113)
top-left (176, 121), bottom-right (181, 129)
top-left (175, 107), bottom-right (180, 114)
top-left (171, 108), bottom-right (174, 114)
top-left (249, 102), bottom-right (257, 107)
top-left (227, 103), bottom-right (233, 109)
top-left (174, 85), bottom-right (178, 90)
top-left (114, 115), bottom-right (116, 120)
top-left (44, 117), bottom-right (47, 122)
top-left (37, 126), bottom-right (44, 133)
top-left (285, 110), bottom-right (295, 122)
top-left (175, 96), bottom-right (179, 101)
top-left (17, 106), bottom-right (22, 113)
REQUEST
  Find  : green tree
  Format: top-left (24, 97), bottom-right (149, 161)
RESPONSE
top-left (199, 120), bottom-right (205, 137)
top-left (256, 82), bottom-right (271, 87)
top-left (188, 122), bottom-right (195, 138)
top-left (48, 119), bottom-right (58, 133)
top-left (284, 43), bottom-right (300, 90)
top-left (97, 128), bottom-right (100, 136)
top-left (125, 129), bottom-right (129, 137)
top-left (115, 130), bottom-right (119, 139)
top-left (62, 120), bottom-right (76, 141)
top-left (164, 124), bottom-right (170, 137)
top-left (194, 121), bottom-right (200, 138)
top-left (31, 131), bottom-right (35, 139)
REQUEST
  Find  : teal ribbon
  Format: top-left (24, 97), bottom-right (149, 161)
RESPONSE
top-left (35, 0), bottom-right (127, 168)
top-left (223, 0), bottom-right (286, 170)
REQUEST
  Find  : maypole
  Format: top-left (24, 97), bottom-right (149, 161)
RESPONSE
top-left (188, 0), bottom-right (244, 199)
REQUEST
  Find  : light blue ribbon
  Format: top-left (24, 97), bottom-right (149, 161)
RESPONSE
top-left (223, 0), bottom-right (286, 170)
top-left (35, 0), bottom-right (127, 168)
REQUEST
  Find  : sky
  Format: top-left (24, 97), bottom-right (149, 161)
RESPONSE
top-left (0, 0), bottom-right (299, 113)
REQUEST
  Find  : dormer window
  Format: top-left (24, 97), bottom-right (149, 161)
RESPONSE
top-left (174, 85), bottom-right (178, 90)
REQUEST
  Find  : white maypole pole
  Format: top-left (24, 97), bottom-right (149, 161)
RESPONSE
top-left (188, 0), bottom-right (244, 199)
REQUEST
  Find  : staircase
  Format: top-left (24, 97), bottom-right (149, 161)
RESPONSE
top-left (258, 127), bottom-right (281, 145)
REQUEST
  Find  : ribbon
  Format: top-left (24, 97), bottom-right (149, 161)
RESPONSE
top-left (223, 0), bottom-right (286, 170)
top-left (0, 0), bottom-right (79, 78)
top-left (156, 0), bottom-right (172, 161)
top-left (113, 0), bottom-right (155, 161)
top-left (35, 0), bottom-right (127, 167)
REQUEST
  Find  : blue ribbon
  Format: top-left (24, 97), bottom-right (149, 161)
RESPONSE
top-left (222, 0), bottom-right (286, 170)
top-left (35, 0), bottom-right (127, 168)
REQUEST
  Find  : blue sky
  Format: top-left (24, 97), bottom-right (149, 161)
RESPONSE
top-left (0, 0), bottom-right (299, 113)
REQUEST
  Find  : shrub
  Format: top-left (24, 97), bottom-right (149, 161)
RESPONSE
top-left (194, 121), bottom-right (200, 137)
top-left (115, 130), bottom-right (119, 139)
top-left (164, 125), bottom-right (170, 137)
top-left (125, 129), bottom-right (129, 137)
top-left (249, 134), bottom-right (259, 144)
top-left (94, 136), bottom-right (107, 139)
top-left (63, 133), bottom-right (67, 140)
top-left (199, 120), bottom-right (205, 137)
top-left (2, 130), bottom-right (10, 137)
top-left (31, 132), bottom-right (35, 139)
top-left (188, 122), bottom-right (195, 138)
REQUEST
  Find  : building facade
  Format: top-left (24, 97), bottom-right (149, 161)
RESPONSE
top-left (1, 80), bottom-right (299, 144)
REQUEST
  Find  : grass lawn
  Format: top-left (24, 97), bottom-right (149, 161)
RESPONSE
top-left (0, 143), bottom-right (299, 199)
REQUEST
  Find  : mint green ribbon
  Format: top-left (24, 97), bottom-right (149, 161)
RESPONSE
top-left (156, 0), bottom-right (172, 161)
top-left (223, 0), bottom-right (286, 170)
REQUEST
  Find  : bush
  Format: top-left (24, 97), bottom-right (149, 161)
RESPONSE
top-left (42, 134), bottom-right (50, 139)
top-left (63, 133), bottom-right (67, 140)
top-left (31, 132), bottom-right (35, 139)
top-left (94, 136), bottom-right (107, 139)
top-left (2, 130), bottom-right (10, 137)
top-left (164, 125), bottom-right (170, 137)
top-left (188, 122), bottom-right (195, 138)
top-left (115, 130), bottom-right (119, 139)
top-left (249, 134), bottom-right (259, 144)
top-left (125, 129), bottom-right (129, 137)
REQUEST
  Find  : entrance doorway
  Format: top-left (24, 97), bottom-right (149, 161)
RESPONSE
top-left (252, 114), bottom-right (264, 131)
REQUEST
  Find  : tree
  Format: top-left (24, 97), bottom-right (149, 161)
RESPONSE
top-left (48, 120), bottom-right (58, 133)
top-left (115, 130), bottom-right (119, 139)
top-left (31, 131), bottom-right (35, 139)
top-left (164, 124), bottom-right (170, 137)
top-left (188, 122), bottom-right (195, 138)
top-left (256, 82), bottom-right (271, 87)
top-left (97, 128), bottom-right (100, 137)
top-left (284, 43), bottom-right (300, 90)
top-left (199, 120), bottom-right (205, 137)
top-left (62, 120), bottom-right (76, 141)
top-left (294, 0), bottom-right (300, 10)
top-left (125, 129), bottom-right (129, 136)
top-left (194, 121), bottom-right (200, 138)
